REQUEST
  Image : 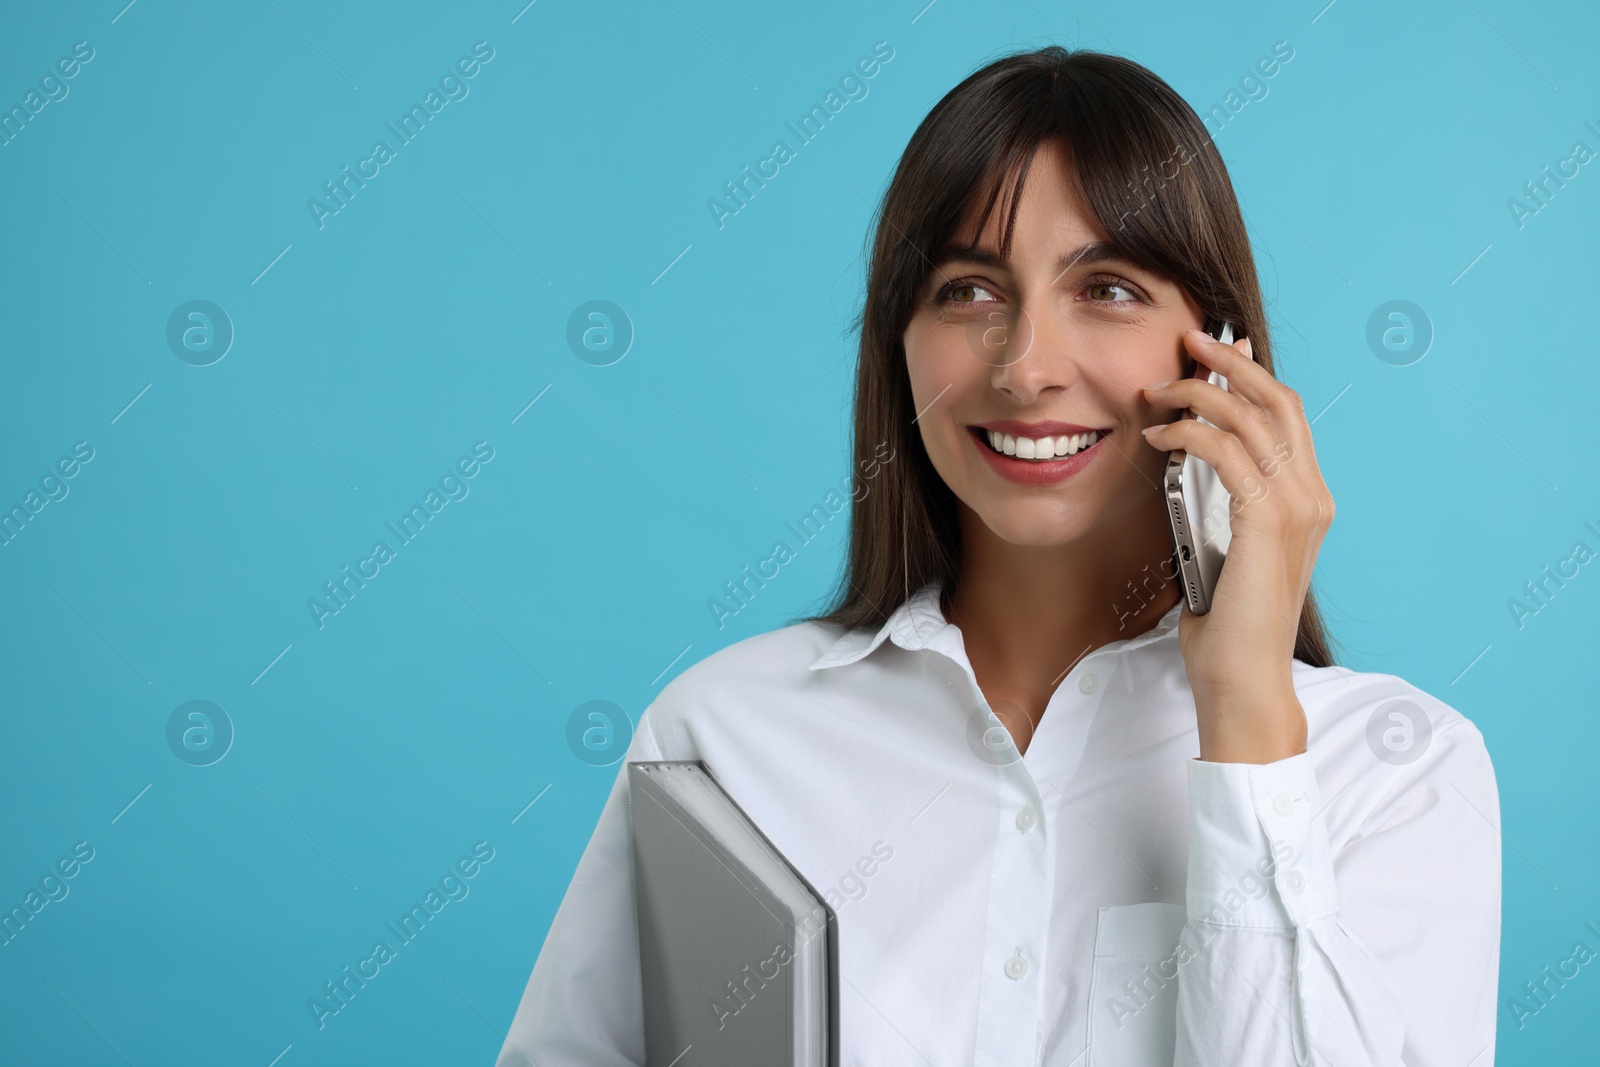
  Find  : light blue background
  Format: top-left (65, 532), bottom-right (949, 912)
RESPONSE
top-left (2, 0), bottom-right (1596, 1062)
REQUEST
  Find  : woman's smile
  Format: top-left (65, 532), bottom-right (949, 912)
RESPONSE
top-left (966, 421), bottom-right (1112, 484)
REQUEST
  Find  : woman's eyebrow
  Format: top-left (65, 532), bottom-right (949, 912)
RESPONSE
top-left (931, 240), bottom-right (1136, 278)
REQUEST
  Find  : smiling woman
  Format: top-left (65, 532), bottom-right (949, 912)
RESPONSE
top-left (498, 45), bottom-right (1499, 1067)
top-left (831, 48), bottom-right (1323, 661)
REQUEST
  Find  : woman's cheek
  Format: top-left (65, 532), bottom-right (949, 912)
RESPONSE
top-left (909, 326), bottom-right (979, 395)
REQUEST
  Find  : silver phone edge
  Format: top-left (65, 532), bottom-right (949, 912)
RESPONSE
top-left (1161, 321), bottom-right (1235, 616)
top-left (1163, 448), bottom-right (1211, 615)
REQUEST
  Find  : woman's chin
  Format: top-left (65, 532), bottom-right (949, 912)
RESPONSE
top-left (973, 504), bottom-right (1100, 548)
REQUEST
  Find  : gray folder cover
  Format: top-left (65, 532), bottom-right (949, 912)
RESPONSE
top-left (627, 760), bottom-right (838, 1067)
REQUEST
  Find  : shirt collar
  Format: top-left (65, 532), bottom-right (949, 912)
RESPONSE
top-left (808, 576), bottom-right (1185, 671)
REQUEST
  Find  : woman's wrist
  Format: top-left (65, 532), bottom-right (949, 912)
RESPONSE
top-left (1192, 680), bottom-right (1308, 764)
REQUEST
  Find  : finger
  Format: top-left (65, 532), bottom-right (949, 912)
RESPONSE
top-left (1143, 376), bottom-right (1283, 473)
top-left (1147, 376), bottom-right (1313, 496)
top-left (1141, 417), bottom-right (1285, 517)
top-left (1185, 331), bottom-right (1329, 491)
top-left (1183, 330), bottom-right (1314, 452)
top-left (1146, 417), bottom-right (1336, 574)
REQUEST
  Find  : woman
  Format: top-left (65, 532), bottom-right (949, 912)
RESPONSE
top-left (499, 46), bottom-right (1500, 1066)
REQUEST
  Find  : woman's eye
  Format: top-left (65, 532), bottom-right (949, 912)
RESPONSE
top-left (940, 281), bottom-right (999, 305)
top-left (1087, 279), bottom-right (1140, 304)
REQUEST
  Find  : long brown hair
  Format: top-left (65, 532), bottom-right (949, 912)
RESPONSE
top-left (796, 44), bottom-right (1340, 669)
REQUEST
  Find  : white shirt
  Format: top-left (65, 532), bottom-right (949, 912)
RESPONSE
top-left (497, 578), bottom-right (1500, 1066)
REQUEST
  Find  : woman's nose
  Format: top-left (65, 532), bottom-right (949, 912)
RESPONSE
top-left (988, 301), bottom-right (1081, 402)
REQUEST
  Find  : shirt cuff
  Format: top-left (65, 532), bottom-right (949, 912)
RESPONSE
top-left (1185, 751), bottom-right (1339, 928)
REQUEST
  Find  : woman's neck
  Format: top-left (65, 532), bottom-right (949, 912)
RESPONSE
top-left (944, 500), bottom-right (1182, 736)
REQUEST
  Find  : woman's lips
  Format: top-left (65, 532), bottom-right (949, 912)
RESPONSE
top-left (967, 425), bottom-right (1111, 485)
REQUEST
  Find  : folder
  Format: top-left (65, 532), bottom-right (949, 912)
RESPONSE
top-left (627, 760), bottom-right (838, 1067)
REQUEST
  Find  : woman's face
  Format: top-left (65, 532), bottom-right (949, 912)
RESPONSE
top-left (902, 139), bottom-right (1205, 550)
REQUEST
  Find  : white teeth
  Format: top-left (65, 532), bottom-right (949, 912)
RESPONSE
top-left (986, 429), bottom-right (1101, 460)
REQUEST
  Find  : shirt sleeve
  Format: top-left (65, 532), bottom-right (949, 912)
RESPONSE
top-left (1173, 722), bottom-right (1500, 1066)
top-left (496, 707), bottom-right (666, 1067)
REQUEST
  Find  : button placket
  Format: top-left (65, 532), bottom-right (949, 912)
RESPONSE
top-left (972, 764), bottom-right (1051, 1064)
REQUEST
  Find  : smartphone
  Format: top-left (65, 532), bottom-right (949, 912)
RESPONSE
top-left (1162, 320), bottom-right (1251, 615)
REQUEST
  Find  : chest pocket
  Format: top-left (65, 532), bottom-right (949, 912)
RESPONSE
top-left (1085, 902), bottom-right (1188, 1066)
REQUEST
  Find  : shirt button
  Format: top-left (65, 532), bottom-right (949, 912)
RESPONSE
top-left (1285, 869), bottom-right (1307, 895)
top-left (1078, 671), bottom-right (1098, 694)
top-left (1272, 793), bottom-right (1293, 817)
top-left (1005, 953), bottom-right (1030, 980)
top-left (1015, 807), bottom-right (1037, 832)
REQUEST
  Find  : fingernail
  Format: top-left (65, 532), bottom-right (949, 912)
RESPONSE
top-left (1141, 423), bottom-right (1167, 434)
top-left (1145, 380), bottom-right (1171, 390)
